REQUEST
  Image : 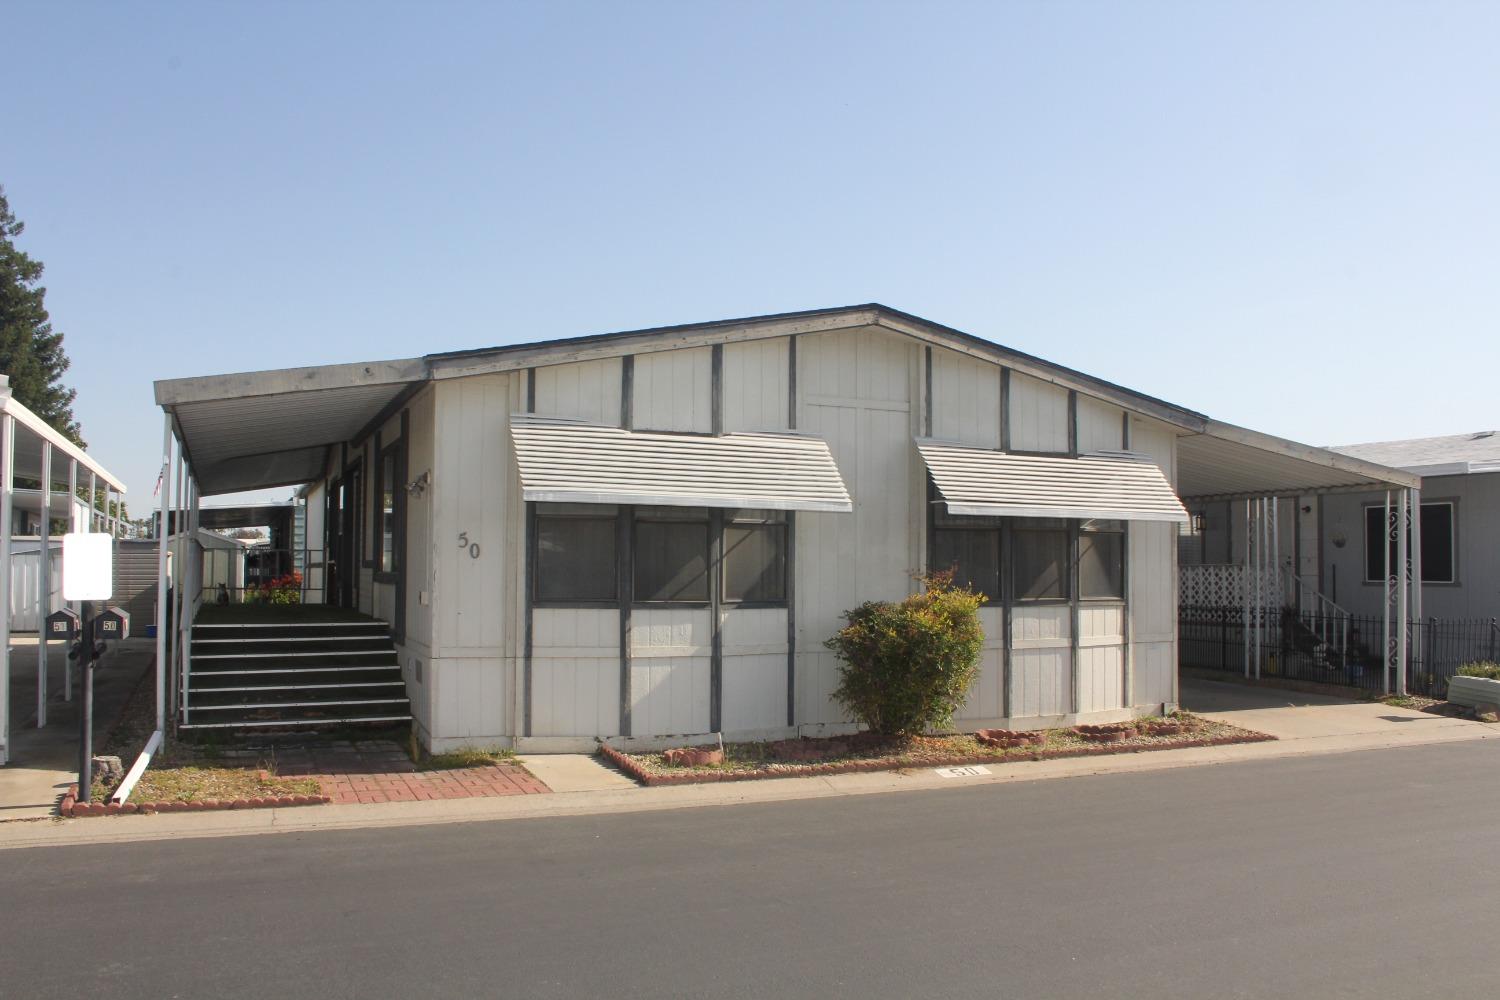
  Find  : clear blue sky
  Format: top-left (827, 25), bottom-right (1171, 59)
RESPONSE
top-left (5, 1), bottom-right (1498, 509)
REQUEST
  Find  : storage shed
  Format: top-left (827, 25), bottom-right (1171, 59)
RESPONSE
top-left (153, 305), bottom-right (1416, 750)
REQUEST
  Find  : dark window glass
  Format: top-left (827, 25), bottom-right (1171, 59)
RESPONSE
top-left (1080, 531), bottom-right (1124, 600)
top-left (1421, 503), bottom-right (1454, 583)
top-left (932, 528), bottom-right (1000, 600)
top-left (635, 519), bottom-right (710, 602)
top-left (724, 522), bottom-right (786, 602)
top-left (380, 448), bottom-right (397, 573)
top-left (1365, 503), bottom-right (1455, 584)
top-left (536, 516), bottom-right (618, 602)
top-left (1014, 528), bottom-right (1069, 601)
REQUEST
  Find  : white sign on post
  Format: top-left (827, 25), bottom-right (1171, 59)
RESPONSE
top-left (62, 532), bottom-right (113, 601)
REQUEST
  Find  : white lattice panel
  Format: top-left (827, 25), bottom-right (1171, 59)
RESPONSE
top-left (1179, 564), bottom-right (1282, 608)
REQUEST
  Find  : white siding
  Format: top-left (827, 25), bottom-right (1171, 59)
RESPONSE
top-left (1076, 396), bottom-right (1124, 454)
top-left (1077, 605), bottom-right (1125, 714)
top-left (1129, 416), bottom-right (1180, 707)
top-left (1010, 604), bottom-right (1071, 717)
top-left (533, 357), bottom-right (622, 425)
top-left (530, 608), bottom-right (620, 738)
top-left (402, 388), bottom-right (436, 652)
top-left (930, 348), bottom-right (1001, 448)
top-left (954, 606), bottom-right (1005, 722)
top-left (721, 607), bottom-right (788, 733)
top-left (633, 346), bottom-right (711, 432)
top-left (722, 337), bottom-right (789, 433)
top-left (629, 608), bottom-right (712, 736)
top-left (1009, 372), bottom-right (1070, 454)
top-left (796, 328), bottom-right (919, 725)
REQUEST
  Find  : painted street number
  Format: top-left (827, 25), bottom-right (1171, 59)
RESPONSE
top-left (934, 765), bottom-right (992, 779)
top-left (457, 533), bottom-right (481, 559)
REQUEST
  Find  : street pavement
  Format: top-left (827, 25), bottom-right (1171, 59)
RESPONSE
top-left (5, 738), bottom-right (1499, 999)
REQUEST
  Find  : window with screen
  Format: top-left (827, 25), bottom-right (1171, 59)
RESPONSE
top-left (932, 527), bottom-right (1001, 600)
top-left (1364, 502), bottom-right (1455, 584)
top-left (1079, 521), bottom-right (1125, 600)
top-left (535, 507), bottom-right (618, 603)
top-left (1013, 524), bottom-right (1070, 601)
top-left (634, 513), bottom-right (710, 603)
top-left (378, 443), bottom-right (399, 574)
top-left (723, 514), bottom-right (787, 603)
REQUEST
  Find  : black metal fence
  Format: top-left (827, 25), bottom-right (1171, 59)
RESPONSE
top-left (1180, 605), bottom-right (1500, 698)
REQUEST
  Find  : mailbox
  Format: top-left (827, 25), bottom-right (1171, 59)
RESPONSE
top-left (45, 608), bottom-right (81, 641)
top-left (96, 606), bottom-right (130, 641)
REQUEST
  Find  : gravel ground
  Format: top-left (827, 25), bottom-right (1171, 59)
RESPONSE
top-left (620, 713), bottom-right (1271, 781)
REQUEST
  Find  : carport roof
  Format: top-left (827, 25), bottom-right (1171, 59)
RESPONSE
top-left (154, 304), bottom-right (1419, 500)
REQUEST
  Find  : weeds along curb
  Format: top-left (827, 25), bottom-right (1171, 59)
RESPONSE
top-left (59, 784), bottom-right (332, 818)
top-left (600, 733), bottom-right (1278, 787)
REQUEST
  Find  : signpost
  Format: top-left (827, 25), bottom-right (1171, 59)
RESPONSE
top-left (62, 532), bottom-right (113, 803)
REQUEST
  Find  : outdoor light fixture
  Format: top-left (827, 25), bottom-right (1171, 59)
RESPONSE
top-left (1332, 531), bottom-right (1347, 549)
top-left (1191, 513), bottom-right (1205, 534)
top-left (406, 470), bottom-right (431, 497)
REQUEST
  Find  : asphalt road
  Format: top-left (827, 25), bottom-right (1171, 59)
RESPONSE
top-left (6, 741), bottom-right (1500, 999)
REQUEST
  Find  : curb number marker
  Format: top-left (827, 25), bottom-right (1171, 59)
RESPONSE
top-left (934, 765), bottom-right (991, 778)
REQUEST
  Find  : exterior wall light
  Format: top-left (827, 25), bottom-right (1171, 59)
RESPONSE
top-left (406, 470), bottom-right (431, 498)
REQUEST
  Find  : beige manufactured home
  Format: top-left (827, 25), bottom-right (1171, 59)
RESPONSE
top-left (153, 305), bottom-right (1416, 751)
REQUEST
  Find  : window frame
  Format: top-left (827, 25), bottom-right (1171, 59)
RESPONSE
top-left (1362, 500), bottom-right (1457, 586)
top-left (1011, 520), bottom-right (1072, 605)
top-left (632, 509), bottom-right (713, 607)
top-left (532, 506), bottom-right (621, 608)
top-left (721, 514), bottom-right (789, 607)
top-left (374, 437), bottom-right (404, 582)
top-left (1078, 520), bottom-right (1126, 603)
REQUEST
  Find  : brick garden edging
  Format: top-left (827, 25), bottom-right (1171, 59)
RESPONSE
top-left (600, 731), bottom-right (1278, 787)
top-left (59, 784), bottom-right (331, 818)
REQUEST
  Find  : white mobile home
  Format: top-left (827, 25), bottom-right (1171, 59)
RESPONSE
top-left (153, 306), bottom-right (1417, 750)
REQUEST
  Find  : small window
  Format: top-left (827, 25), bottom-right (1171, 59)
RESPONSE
top-left (1014, 526), bottom-right (1069, 601)
top-left (723, 519), bottom-right (786, 603)
top-left (379, 446), bottom-right (398, 574)
top-left (635, 515), bottom-right (710, 602)
top-left (1365, 503), bottom-right (1455, 584)
top-left (932, 528), bottom-right (1000, 600)
top-left (1079, 526), bottom-right (1124, 600)
top-left (536, 513), bottom-right (618, 603)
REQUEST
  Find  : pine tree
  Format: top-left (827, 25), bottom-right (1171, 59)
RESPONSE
top-left (0, 186), bottom-right (82, 444)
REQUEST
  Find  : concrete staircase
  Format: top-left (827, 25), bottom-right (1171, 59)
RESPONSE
top-left (181, 614), bottom-right (411, 730)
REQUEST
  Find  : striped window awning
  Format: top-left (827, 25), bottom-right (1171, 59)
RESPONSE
top-left (511, 415), bottom-right (853, 512)
top-left (917, 439), bottom-right (1189, 523)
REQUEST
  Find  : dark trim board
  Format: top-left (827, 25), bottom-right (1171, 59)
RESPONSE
top-left (523, 501), bottom-right (536, 737)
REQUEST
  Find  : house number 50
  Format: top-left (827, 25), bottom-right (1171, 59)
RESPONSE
top-left (458, 533), bottom-right (481, 559)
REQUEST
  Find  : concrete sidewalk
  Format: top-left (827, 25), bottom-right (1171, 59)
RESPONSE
top-left (1, 638), bottom-right (155, 821)
top-left (4, 688), bottom-right (1496, 852)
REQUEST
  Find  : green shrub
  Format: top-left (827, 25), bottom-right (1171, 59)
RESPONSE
top-left (824, 572), bottom-right (985, 736)
top-left (1456, 661), bottom-right (1500, 681)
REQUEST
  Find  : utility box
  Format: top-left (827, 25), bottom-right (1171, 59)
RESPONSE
top-left (45, 608), bottom-right (81, 642)
top-left (96, 606), bottom-right (130, 641)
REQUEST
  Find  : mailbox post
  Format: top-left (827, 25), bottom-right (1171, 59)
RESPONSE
top-left (63, 532), bottom-right (113, 803)
top-left (45, 608), bottom-right (80, 643)
top-left (96, 607), bottom-right (130, 642)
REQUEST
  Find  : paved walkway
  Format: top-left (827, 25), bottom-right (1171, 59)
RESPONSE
top-left (1, 638), bottom-right (154, 820)
top-left (4, 675), bottom-right (1495, 849)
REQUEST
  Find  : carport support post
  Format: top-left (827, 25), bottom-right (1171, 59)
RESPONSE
top-left (1396, 489), bottom-right (1409, 697)
top-left (66, 456), bottom-right (77, 700)
top-left (1411, 487), bottom-right (1422, 682)
top-left (1242, 499), bottom-right (1251, 679)
top-left (1382, 491), bottom-right (1392, 696)
top-left (77, 602), bottom-right (95, 802)
top-left (153, 420), bottom-right (172, 735)
top-left (37, 442), bottom-right (51, 727)
top-left (0, 415), bottom-right (14, 765)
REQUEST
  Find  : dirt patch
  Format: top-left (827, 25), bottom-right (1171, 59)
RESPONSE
top-left (602, 713), bottom-right (1274, 785)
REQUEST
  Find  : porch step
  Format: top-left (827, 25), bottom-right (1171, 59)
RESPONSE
top-left (180, 613), bottom-right (411, 732)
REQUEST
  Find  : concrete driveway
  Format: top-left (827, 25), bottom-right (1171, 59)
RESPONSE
top-left (1181, 674), bottom-right (1488, 742)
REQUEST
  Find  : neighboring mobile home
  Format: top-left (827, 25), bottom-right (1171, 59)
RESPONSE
top-left (153, 305), bottom-right (1417, 751)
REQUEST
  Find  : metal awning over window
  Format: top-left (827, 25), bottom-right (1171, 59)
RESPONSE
top-left (511, 415), bottom-right (853, 512)
top-left (917, 439), bottom-right (1189, 523)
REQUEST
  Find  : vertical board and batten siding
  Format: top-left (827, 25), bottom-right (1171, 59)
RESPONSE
top-left (722, 338), bottom-right (790, 433)
top-left (629, 608), bottom-right (712, 736)
top-left (930, 348), bottom-right (1001, 449)
top-left (402, 389), bottom-right (436, 653)
top-left (954, 606), bottom-right (1006, 722)
top-left (1076, 396), bottom-right (1124, 454)
top-left (633, 347), bottom-right (712, 432)
top-left (1076, 604), bottom-right (1125, 714)
top-left (1010, 604), bottom-right (1072, 717)
top-left (1008, 372), bottom-right (1070, 453)
top-left (533, 357), bottom-right (622, 426)
top-left (529, 608), bottom-right (620, 737)
top-left (1129, 416), bottom-right (1179, 707)
top-left (719, 608), bottom-right (789, 733)
top-left (796, 328), bottom-right (919, 726)
top-left (427, 375), bottom-right (518, 746)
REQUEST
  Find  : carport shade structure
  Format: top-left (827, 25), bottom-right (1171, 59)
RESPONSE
top-left (150, 303), bottom-right (1425, 733)
top-left (0, 375), bottom-right (127, 765)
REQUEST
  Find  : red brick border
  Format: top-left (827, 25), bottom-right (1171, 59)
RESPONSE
top-left (59, 784), bottom-right (331, 818)
top-left (600, 732), bottom-right (1278, 786)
